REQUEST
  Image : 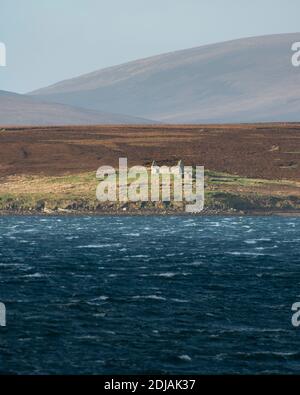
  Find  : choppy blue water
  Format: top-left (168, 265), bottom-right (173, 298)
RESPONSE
top-left (0, 216), bottom-right (300, 374)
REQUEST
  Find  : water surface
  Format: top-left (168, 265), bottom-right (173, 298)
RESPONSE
top-left (0, 216), bottom-right (299, 374)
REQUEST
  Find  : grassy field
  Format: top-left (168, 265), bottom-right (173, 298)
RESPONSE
top-left (0, 170), bottom-right (299, 214)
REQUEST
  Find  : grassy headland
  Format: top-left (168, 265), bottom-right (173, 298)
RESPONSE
top-left (0, 124), bottom-right (299, 215)
top-left (0, 170), bottom-right (299, 215)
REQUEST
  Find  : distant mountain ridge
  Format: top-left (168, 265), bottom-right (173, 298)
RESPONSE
top-left (0, 90), bottom-right (154, 125)
top-left (30, 33), bottom-right (300, 123)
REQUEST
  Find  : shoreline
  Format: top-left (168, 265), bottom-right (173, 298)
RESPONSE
top-left (0, 209), bottom-right (299, 217)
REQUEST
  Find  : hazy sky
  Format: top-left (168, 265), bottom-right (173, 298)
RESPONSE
top-left (1, 0), bottom-right (300, 93)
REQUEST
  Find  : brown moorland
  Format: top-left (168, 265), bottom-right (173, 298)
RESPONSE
top-left (0, 124), bottom-right (299, 214)
top-left (0, 123), bottom-right (299, 180)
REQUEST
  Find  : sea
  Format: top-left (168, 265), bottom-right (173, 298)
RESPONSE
top-left (0, 215), bottom-right (299, 374)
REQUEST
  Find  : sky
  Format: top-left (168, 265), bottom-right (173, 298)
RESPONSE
top-left (1, 0), bottom-right (300, 93)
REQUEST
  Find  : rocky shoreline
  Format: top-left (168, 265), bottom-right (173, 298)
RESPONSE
top-left (0, 207), bottom-right (299, 217)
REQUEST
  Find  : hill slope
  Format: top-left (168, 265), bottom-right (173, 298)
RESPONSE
top-left (0, 90), bottom-right (154, 126)
top-left (30, 33), bottom-right (300, 123)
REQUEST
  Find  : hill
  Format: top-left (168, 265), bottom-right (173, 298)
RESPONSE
top-left (0, 90), bottom-right (154, 125)
top-left (31, 33), bottom-right (300, 123)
